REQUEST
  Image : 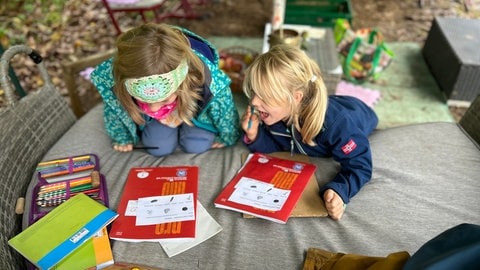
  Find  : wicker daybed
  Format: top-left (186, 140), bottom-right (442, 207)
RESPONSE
top-left (1, 45), bottom-right (479, 270)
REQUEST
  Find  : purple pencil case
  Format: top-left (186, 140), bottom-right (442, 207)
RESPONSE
top-left (29, 153), bottom-right (109, 225)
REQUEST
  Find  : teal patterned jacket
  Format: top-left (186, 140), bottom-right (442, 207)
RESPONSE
top-left (90, 28), bottom-right (240, 147)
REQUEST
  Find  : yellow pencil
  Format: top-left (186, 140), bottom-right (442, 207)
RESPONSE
top-left (37, 155), bottom-right (91, 167)
top-left (38, 176), bottom-right (92, 194)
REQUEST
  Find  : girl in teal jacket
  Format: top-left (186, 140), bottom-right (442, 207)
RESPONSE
top-left (91, 23), bottom-right (240, 156)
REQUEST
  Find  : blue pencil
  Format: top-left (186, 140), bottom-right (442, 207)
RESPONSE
top-left (247, 106), bottom-right (255, 129)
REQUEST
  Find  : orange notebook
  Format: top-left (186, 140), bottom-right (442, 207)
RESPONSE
top-left (110, 166), bottom-right (198, 242)
top-left (56, 227), bottom-right (114, 269)
top-left (214, 152), bottom-right (317, 224)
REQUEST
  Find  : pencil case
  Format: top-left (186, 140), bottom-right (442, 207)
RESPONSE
top-left (29, 153), bottom-right (109, 225)
top-left (35, 153), bottom-right (100, 183)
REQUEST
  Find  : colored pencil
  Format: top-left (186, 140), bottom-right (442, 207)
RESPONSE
top-left (36, 155), bottom-right (91, 168)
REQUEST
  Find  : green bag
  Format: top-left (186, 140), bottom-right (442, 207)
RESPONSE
top-left (334, 19), bottom-right (394, 83)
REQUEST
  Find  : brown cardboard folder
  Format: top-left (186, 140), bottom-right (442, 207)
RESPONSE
top-left (242, 152), bottom-right (328, 218)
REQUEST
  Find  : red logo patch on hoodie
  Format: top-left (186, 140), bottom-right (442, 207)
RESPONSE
top-left (341, 139), bottom-right (357, 155)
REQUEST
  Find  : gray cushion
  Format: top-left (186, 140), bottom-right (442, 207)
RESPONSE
top-left (22, 103), bottom-right (480, 269)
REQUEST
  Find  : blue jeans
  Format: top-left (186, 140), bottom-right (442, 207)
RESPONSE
top-left (141, 120), bottom-right (215, 156)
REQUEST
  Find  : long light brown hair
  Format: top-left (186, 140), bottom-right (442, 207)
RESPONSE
top-left (243, 44), bottom-right (328, 145)
top-left (113, 23), bottom-right (204, 125)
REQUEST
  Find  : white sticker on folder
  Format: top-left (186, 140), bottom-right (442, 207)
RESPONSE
top-left (135, 193), bottom-right (195, 226)
top-left (234, 177), bottom-right (274, 192)
top-left (125, 200), bottom-right (138, 216)
top-left (228, 182), bottom-right (290, 211)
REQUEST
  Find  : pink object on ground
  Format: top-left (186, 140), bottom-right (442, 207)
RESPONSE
top-left (335, 80), bottom-right (381, 108)
top-left (79, 67), bottom-right (95, 81)
top-left (106, 0), bottom-right (140, 4)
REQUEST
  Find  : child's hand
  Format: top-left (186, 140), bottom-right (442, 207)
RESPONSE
top-left (211, 142), bottom-right (225, 149)
top-left (113, 144), bottom-right (133, 152)
top-left (323, 189), bottom-right (346, 220)
top-left (241, 105), bottom-right (259, 142)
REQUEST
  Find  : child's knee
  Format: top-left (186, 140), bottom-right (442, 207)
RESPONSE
top-left (180, 138), bottom-right (212, 153)
top-left (179, 125), bottom-right (215, 153)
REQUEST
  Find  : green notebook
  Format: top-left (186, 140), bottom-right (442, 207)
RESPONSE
top-left (8, 194), bottom-right (118, 270)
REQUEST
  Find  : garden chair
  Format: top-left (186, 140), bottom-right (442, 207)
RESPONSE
top-left (101, 0), bottom-right (205, 35)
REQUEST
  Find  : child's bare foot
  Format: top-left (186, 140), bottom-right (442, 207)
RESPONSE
top-left (323, 189), bottom-right (346, 220)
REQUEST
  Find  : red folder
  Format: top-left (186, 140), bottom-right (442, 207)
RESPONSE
top-left (110, 166), bottom-right (198, 242)
top-left (214, 152), bottom-right (316, 224)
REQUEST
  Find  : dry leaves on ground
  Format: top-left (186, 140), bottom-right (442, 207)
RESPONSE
top-left (1, 0), bottom-right (478, 116)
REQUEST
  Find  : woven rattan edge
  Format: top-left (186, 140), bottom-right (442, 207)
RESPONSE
top-left (62, 49), bottom-right (116, 117)
top-left (1, 45), bottom-right (76, 270)
top-left (459, 95), bottom-right (480, 147)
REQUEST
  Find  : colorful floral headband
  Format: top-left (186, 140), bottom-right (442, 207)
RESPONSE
top-left (124, 60), bottom-right (188, 103)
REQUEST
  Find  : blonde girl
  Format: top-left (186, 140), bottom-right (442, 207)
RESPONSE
top-left (241, 44), bottom-right (378, 220)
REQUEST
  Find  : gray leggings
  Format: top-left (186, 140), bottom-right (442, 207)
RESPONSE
top-left (141, 119), bottom-right (215, 157)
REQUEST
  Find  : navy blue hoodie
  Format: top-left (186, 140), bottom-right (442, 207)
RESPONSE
top-left (243, 95), bottom-right (378, 204)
